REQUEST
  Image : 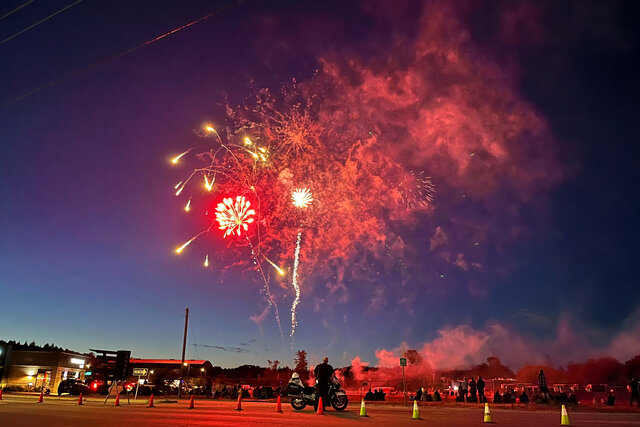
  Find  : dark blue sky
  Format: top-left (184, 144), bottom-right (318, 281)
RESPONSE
top-left (1, 0), bottom-right (639, 369)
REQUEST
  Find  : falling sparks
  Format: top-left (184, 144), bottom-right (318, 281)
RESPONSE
top-left (291, 187), bottom-right (313, 208)
top-left (174, 181), bottom-right (183, 190)
top-left (215, 196), bottom-right (255, 238)
top-left (171, 150), bottom-right (190, 165)
top-left (175, 237), bottom-right (196, 254)
top-left (203, 174), bottom-right (214, 191)
top-left (185, 197), bottom-right (192, 212)
top-left (204, 254), bottom-right (209, 267)
top-left (264, 256), bottom-right (285, 276)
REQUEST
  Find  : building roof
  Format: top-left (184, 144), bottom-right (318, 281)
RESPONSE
top-left (129, 359), bottom-right (209, 365)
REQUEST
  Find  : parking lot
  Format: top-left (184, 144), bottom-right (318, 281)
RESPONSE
top-left (2, 393), bottom-right (640, 426)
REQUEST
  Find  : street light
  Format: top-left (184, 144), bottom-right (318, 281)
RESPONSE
top-left (183, 363), bottom-right (190, 391)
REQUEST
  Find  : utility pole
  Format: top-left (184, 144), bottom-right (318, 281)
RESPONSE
top-left (402, 364), bottom-right (407, 404)
top-left (178, 307), bottom-right (189, 399)
top-left (400, 356), bottom-right (407, 405)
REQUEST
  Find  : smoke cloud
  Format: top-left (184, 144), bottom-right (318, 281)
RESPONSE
top-left (371, 309), bottom-right (640, 371)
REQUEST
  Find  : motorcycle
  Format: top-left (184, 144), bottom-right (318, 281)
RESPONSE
top-left (286, 373), bottom-right (348, 411)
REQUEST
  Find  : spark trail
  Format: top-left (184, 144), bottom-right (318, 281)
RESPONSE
top-left (289, 187), bottom-right (312, 346)
top-left (290, 228), bottom-right (302, 346)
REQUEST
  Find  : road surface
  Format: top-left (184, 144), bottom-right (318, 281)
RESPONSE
top-left (2, 394), bottom-right (640, 426)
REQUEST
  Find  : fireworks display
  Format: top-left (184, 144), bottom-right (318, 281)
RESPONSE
top-left (169, 14), bottom-right (556, 350)
top-left (169, 86), bottom-right (442, 349)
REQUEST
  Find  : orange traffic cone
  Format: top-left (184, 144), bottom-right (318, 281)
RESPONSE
top-left (235, 392), bottom-right (243, 411)
top-left (148, 394), bottom-right (155, 408)
top-left (114, 392), bottom-right (120, 407)
top-left (37, 391), bottom-right (44, 403)
top-left (316, 397), bottom-right (325, 415)
top-left (275, 395), bottom-right (283, 412)
top-left (77, 393), bottom-right (83, 405)
top-left (188, 394), bottom-right (195, 409)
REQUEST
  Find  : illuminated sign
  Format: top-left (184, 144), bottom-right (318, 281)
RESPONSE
top-left (132, 368), bottom-right (148, 376)
top-left (70, 358), bottom-right (85, 367)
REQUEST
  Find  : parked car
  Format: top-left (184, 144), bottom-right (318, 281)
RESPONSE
top-left (57, 379), bottom-right (89, 396)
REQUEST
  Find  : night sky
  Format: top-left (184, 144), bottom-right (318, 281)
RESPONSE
top-left (1, 0), bottom-right (639, 370)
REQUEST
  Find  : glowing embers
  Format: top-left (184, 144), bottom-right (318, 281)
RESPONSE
top-left (215, 196), bottom-right (255, 237)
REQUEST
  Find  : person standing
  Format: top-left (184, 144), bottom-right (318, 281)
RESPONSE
top-left (538, 370), bottom-right (549, 400)
top-left (313, 357), bottom-right (334, 412)
top-left (469, 377), bottom-right (477, 403)
top-left (461, 378), bottom-right (469, 402)
top-left (629, 377), bottom-right (640, 407)
top-left (477, 376), bottom-right (486, 403)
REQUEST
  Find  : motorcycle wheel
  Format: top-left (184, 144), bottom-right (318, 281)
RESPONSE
top-left (331, 394), bottom-right (348, 411)
top-left (291, 397), bottom-right (307, 410)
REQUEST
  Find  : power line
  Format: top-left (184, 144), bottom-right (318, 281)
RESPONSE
top-left (0, 0), bottom-right (35, 22)
top-left (0, 0), bottom-right (83, 47)
top-left (2, 0), bottom-right (243, 108)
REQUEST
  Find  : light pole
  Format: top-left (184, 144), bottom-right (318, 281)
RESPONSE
top-left (183, 362), bottom-right (189, 394)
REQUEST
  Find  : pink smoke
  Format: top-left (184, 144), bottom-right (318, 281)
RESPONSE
top-left (371, 310), bottom-right (640, 372)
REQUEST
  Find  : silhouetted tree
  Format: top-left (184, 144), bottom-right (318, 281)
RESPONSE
top-left (405, 349), bottom-right (423, 366)
top-left (268, 360), bottom-right (280, 370)
top-left (625, 355), bottom-right (640, 379)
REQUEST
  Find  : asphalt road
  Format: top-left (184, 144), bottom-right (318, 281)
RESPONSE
top-left (2, 394), bottom-right (640, 426)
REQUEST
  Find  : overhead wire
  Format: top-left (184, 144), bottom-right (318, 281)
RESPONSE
top-left (2, 0), bottom-right (243, 108)
top-left (0, 0), bottom-right (35, 22)
top-left (0, 0), bottom-right (83, 46)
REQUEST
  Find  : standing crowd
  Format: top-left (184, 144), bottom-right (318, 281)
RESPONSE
top-left (455, 376), bottom-right (486, 403)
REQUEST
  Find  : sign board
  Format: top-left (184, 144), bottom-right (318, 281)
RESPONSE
top-left (400, 357), bottom-right (407, 367)
top-left (115, 350), bottom-right (131, 381)
top-left (132, 368), bottom-right (148, 376)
